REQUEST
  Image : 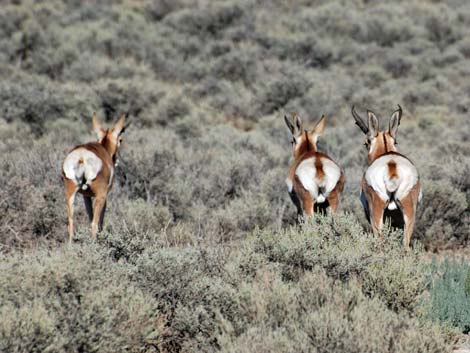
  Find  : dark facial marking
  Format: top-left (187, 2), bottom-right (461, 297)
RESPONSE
top-left (305, 131), bottom-right (310, 151)
top-left (383, 133), bottom-right (388, 153)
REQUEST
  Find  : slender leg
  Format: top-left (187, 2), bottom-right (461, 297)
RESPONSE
top-left (83, 196), bottom-right (93, 223)
top-left (400, 182), bottom-right (420, 249)
top-left (402, 211), bottom-right (415, 249)
top-left (327, 193), bottom-right (339, 215)
top-left (64, 179), bottom-right (78, 244)
top-left (363, 182), bottom-right (386, 237)
top-left (91, 195), bottom-right (107, 239)
top-left (98, 201), bottom-right (107, 232)
top-left (293, 177), bottom-right (314, 219)
top-left (327, 172), bottom-right (345, 214)
top-left (288, 190), bottom-right (303, 223)
top-left (360, 190), bottom-right (371, 223)
top-left (370, 202), bottom-right (385, 236)
top-left (302, 193), bottom-right (314, 217)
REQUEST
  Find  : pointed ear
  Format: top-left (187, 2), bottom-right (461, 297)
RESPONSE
top-left (367, 110), bottom-right (379, 137)
top-left (293, 113), bottom-right (303, 133)
top-left (284, 115), bottom-right (295, 135)
top-left (312, 114), bottom-right (326, 136)
top-left (92, 112), bottom-right (105, 141)
top-left (389, 105), bottom-right (402, 139)
top-left (285, 113), bottom-right (303, 135)
top-left (112, 114), bottom-right (126, 137)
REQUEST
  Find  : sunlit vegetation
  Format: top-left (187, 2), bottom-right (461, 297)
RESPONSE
top-left (0, 0), bottom-right (469, 351)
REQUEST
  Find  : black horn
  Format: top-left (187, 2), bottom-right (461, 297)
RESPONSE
top-left (122, 121), bottom-right (131, 133)
top-left (395, 104), bottom-right (403, 123)
top-left (351, 105), bottom-right (369, 134)
top-left (121, 112), bottom-right (131, 133)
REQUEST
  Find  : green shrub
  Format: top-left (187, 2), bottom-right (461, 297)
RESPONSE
top-left (425, 9), bottom-right (461, 48)
top-left (256, 67), bottom-right (308, 115)
top-left (125, 230), bottom-right (450, 352)
top-left (0, 244), bottom-right (164, 353)
top-left (416, 180), bottom-right (469, 250)
top-left (145, 0), bottom-right (188, 22)
top-left (131, 246), bottom-right (248, 351)
top-left (0, 77), bottom-right (99, 136)
top-left (98, 199), bottom-right (176, 261)
top-left (93, 79), bottom-right (163, 122)
top-left (465, 270), bottom-right (470, 297)
top-left (0, 0), bottom-right (469, 349)
top-left (253, 215), bottom-right (430, 312)
top-left (213, 50), bottom-right (256, 83)
top-left (164, 3), bottom-right (245, 38)
top-left (217, 269), bottom-right (449, 353)
top-left (424, 259), bottom-right (470, 333)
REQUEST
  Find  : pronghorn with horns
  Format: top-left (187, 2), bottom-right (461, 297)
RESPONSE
top-left (284, 113), bottom-right (345, 218)
top-left (351, 105), bottom-right (422, 248)
top-left (62, 113), bottom-right (128, 243)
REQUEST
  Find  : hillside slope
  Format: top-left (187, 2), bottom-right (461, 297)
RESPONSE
top-left (0, 0), bottom-right (469, 352)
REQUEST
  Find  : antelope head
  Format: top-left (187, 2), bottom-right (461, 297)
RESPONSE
top-left (351, 105), bottom-right (402, 163)
top-left (92, 113), bottom-right (129, 165)
top-left (284, 113), bottom-right (326, 160)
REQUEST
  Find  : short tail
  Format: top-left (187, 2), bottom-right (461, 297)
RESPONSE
top-left (385, 161), bottom-right (400, 210)
top-left (385, 161), bottom-right (400, 192)
top-left (385, 178), bottom-right (400, 193)
top-left (74, 158), bottom-right (90, 190)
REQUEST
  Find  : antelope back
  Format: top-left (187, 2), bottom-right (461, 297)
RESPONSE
top-left (284, 113), bottom-right (326, 160)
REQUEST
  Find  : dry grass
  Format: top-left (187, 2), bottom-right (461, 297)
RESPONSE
top-left (0, 0), bottom-right (469, 351)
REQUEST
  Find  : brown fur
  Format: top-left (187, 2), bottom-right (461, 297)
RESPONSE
top-left (360, 122), bottom-right (420, 249)
top-left (314, 158), bottom-right (325, 181)
top-left (292, 131), bottom-right (315, 160)
top-left (294, 174), bottom-right (314, 216)
top-left (286, 115), bottom-right (344, 217)
top-left (326, 170), bottom-right (345, 213)
top-left (399, 181), bottom-right (421, 248)
top-left (362, 178), bottom-right (386, 237)
top-left (387, 161), bottom-right (398, 179)
top-left (63, 114), bottom-right (125, 243)
top-left (368, 131), bottom-right (396, 163)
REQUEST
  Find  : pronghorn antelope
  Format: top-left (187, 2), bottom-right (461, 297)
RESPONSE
top-left (62, 113), bottom-right (128, 243)
top-left (352, 105), bottom-right (422, 248)
top-left (284, 113), bottom-right (345, 218)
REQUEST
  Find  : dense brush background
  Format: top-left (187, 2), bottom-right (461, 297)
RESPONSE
top-left (0, 0), bottom-right (469, 352)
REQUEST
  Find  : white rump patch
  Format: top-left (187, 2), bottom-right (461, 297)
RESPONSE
top-left (365, 154), bottom-right (419, 204)
top-left (63, 148), bottom-right (103, 188)
top-left (295, 157), bottom-right (341, 203)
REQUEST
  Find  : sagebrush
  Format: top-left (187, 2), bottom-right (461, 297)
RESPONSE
top-left (0, 0), bottom-right (469, 352)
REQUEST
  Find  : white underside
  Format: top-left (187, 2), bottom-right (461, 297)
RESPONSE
top-left (288, 157), bottom-right (341, 203)
top-left (365, 154), bottom-right (420, 209)
top-left (63, 148), bottom-right (103, 189)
